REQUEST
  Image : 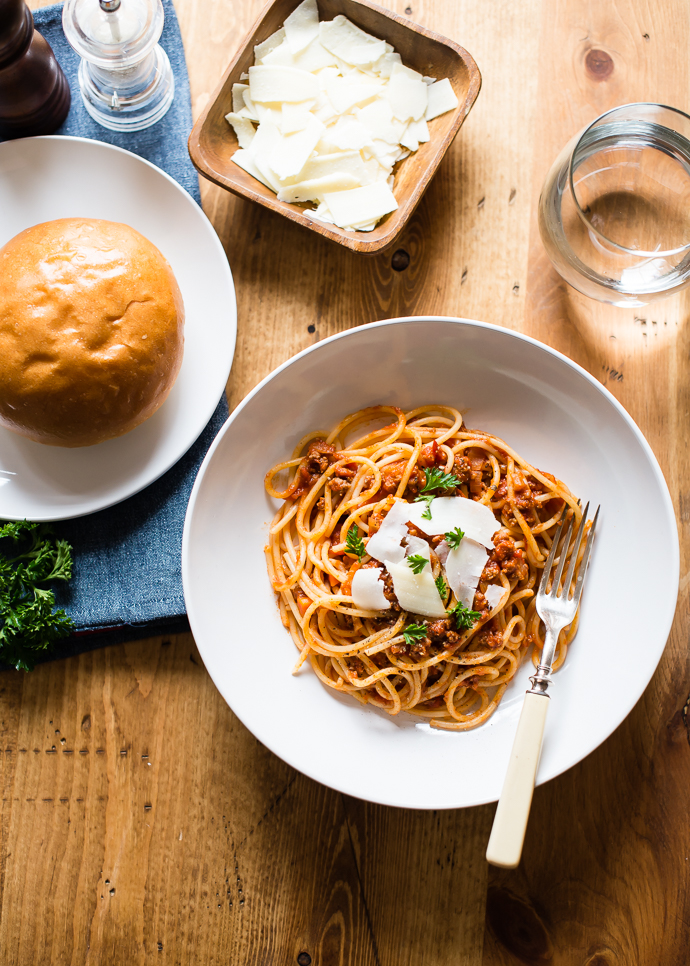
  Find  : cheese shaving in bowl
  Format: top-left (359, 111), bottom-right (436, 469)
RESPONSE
top-left (225, 0), bottom-right (459, 231)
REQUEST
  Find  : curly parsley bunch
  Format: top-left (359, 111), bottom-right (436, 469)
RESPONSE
top-left (0, 521), bottom-right (75, 671)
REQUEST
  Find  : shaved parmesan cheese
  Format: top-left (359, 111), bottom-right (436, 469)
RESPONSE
top-left (421, 497), bottom-right (500, 548)
top-left (284, 0), bottom-right (319, 54)
top-left (326, 76), bottom-right (382, 114)
top-left (385, 560), bottom-right (447, 619)
top-left (444, 538), bottom-right (489, 609)
top-left (484, 584), bottom-right (507, 611)
top-left (269, 115), bottom-right (324, 180)
top-left (277, 172), bottom-right (360, 203)
top-left (435, 539), bottom-right (450, 568)
top-left (228, 7), bottom-right (459, 231)
top-left (232, 83), bottom-right (248, 113)
top-left (407, 116), bottom-right (429, 143)
top-left (404, 535), bottom-right (432, 572)
top-left (385, 63), bottom-right (428, 122)
top-left (297, 149), bottom-right (371, 184)
top-left (321, 116), bottom-right (372, 151)
top-left (261, 40), bottom-right (299, 69)
top-left (319, 16), bottom-right (387, 67)
top-left (366, 500), bottom-right (428, 564)
top-left (324, 182), bottom-right (397, 229)
top-left (247, 118), bottom-right (284, 191)
top-left (254, 27), bottom-right (286, 63)
top-left (426, 77), bottom-right (458, 120)
top-left (351, 567), bottom-right (390, 611)
top-left (309, 201), bottom-right (335, 223)
top-left (280, 101), bottom-right (317, 135)
top-left (242, 89), bottom-right (260, 121)
top-left (371, 50), bottom-right (402, 78)
top-left (231, 149), bottom-right (274, 190)
top-left (295, 39), bottom-right (339, 72)
top-left (225, 112), bottom-right (256, 149)
top-left (356, 99), bottom-right (406, 145)
top-left (249, 65), bottom-right (319, 103)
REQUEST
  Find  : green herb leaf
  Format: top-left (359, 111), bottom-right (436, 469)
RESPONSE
top-left (435, 574), bottom-right (448, 598)
top-left (0, 521), bottom-right (75, 672)
top-left (447, 599), bottom-right (481, 631)
top-left (444, 526), bottom-right (465, 550)
top-left (345, 526), bottom-right (367, 561)
top-left (403, 623), bottom-right (427, 647)
top-left (417, 467), bottom-right (460, 496)
top-left (407, 554), bottom-right (428, 575)
top-left (414, 468), bottom-right (459, 521)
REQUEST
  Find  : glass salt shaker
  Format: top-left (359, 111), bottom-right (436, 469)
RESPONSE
top-left (62, 0), bottom-right (174, 132)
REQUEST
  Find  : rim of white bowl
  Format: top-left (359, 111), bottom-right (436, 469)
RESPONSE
top-left (182, 316), bottom-right (680, 806)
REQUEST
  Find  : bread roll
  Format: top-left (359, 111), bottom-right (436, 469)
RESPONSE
top-left (0, 218), bottom-right (184, 447)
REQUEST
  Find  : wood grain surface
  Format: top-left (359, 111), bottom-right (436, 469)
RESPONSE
top-left (1, 1), bottom-right (688, 964)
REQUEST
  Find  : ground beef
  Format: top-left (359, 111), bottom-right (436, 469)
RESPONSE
top-left (453, 454), bottom-right (471, 482)
top-left (328, 477), bottom-right (351, 493)
top-left (348, 657), bottom-right (368, 679)
top-left (467, 447), bottom-right (490, 497)
top-left (380, 461), bottom-right (426, 497)
top-left (474, 622), bottom-right (504, 650)
top-left (511, 468), bottom-right (535, 509)
top-left (381, 569), bottom-right (401, 612)
top-left (390, 635), bottom-right (433, 659)
top-left (425, 618), bottom-right (461, 647)
top-left (288, 440), bottom-right (339, 500)
top-left (482, 529), bottom-right (529, 582)
top-left (473, 591), bottom-right (489, 614)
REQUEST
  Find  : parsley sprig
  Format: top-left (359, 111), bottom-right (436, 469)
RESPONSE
top-left (434, 574), bottom-right (448, 598)
top-left (447, 599), bottom-right (481, 631)
top-left (444, 527), bottom-right (465, 549)
top-left (407, 554), bottom-right (428, 575)
top-left (345, 526), bottom-right (367, 561)
top-left (0, 521), bottom-right (75, 672)
top-left (402, 623), bottom-right (427, 648)
top-left (414, 468), bottom-right (460, 520)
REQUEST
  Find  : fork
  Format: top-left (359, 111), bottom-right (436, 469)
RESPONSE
top-left (485, 503), bottom-right (599, 869)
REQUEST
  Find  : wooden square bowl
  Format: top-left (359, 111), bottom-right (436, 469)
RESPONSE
top-left (188, 0), bottom-right (481, 254)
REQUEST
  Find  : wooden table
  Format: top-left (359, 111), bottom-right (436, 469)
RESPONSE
top-left (2, 1), bottom-right (688, 962)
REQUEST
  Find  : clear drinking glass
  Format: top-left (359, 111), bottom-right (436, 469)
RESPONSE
top-left (539, 103), bottom-right (690, 307)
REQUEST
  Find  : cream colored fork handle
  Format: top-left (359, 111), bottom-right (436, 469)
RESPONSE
top-left (485, 691), bottom-right (550, 869)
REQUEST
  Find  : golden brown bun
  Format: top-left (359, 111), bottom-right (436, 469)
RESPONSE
top-left (0, 218), bottom-right (185, 447)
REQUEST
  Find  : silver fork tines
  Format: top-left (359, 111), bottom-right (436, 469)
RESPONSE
top-left (532, 503), bottom-right (599, 694)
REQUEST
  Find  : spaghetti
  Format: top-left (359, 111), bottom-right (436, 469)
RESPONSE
top-left (264, 405), bottom-right (584, 730)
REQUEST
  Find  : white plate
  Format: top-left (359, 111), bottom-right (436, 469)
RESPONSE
top-left (0, 136), bottom-right (236, 521)
top-left (182, 317), bottom-right (679, 809)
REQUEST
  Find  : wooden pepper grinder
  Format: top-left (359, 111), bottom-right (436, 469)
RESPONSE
top-left (0, 0), bottom-right (70, 138)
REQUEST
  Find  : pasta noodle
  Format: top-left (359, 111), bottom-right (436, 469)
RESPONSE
top-left (264, 405), bottom-right (583, 731)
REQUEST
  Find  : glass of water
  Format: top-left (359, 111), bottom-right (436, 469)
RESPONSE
top-left (539, 103), bottom-right (690, 306)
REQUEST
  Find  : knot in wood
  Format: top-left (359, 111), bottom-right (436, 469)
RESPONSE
top-left (486, 887), bottom-right (553, 964)
top-left (297, 954), bottom-right (312, 966)
top-left (585, 49), bottom-right (614, 81)
top-left (391, 249), bottom-right (410, 272)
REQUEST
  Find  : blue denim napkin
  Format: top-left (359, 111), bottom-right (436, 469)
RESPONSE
top-left (0, 0), bottom-right (229, 658)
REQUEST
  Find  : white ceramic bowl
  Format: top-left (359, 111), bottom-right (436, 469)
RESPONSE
top-left (182, 317), bottom-right (679, 809)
